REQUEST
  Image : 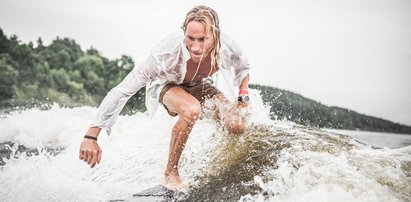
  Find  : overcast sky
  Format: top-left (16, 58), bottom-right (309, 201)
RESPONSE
top-left (1, 0), bottom-right (410, 126)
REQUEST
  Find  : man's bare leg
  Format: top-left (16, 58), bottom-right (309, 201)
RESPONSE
top-left (162, 86), bottom-right (201, 191)
top-left (164, 116), bottom-right (194, 191)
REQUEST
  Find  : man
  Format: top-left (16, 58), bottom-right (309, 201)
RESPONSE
top-left (79, 5), bottom-right (250, 191)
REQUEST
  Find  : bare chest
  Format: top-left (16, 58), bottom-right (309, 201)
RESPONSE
top-left (183, 57), bottom-right (218, 84)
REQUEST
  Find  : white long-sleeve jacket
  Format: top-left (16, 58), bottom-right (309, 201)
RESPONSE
top-left (90, 31), bottom-right (250, 134)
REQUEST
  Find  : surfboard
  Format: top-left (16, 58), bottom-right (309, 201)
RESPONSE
top-left (110, 185), bottom-right (187, 202)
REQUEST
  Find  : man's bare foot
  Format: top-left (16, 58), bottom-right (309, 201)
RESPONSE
top-left (163, 173), bottom-right (189, 192)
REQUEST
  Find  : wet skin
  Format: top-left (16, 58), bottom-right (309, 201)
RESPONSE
top-left (79, 20), bottom-right (250, 193)
top-left (162, 21), bottom-right (249, 191)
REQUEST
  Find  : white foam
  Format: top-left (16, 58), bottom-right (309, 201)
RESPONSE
top-left (0, 94), bottom-right (410, 201)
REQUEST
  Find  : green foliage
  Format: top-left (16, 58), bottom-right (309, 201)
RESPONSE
top-left (0, 59), bottom-right (18, 99)
top-left (1, 27), bottom-right (408, 133)
top-left (50, 68), bottom-right (69, 91)
top-left (0, 27), bottom-right (146, 114)
top-left (250, 84), bottom-right (411, 134)
top-left (74, 55), bottom-right (105, 94)
top-left (0, 29), bottom-right (10, 52)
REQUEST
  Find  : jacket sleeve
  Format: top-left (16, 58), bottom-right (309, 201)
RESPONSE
top-left (90, 54), bottom-right (163, 135)
top-left (226, 37), bottom-right (250, 86)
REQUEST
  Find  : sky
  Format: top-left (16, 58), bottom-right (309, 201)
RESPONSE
top-left (1, 0), bottom-right (410, 126)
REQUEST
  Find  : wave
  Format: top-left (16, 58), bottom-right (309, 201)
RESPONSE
top-left (0, 91), bottom-right (410, 201)
top-left (183, 123), bottom-right (411, 201)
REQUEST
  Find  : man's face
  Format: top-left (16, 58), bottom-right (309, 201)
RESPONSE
top-left (184, 21), bottom-right (214, 63)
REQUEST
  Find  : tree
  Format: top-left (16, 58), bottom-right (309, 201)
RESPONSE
top-left (50, 68), bottom-right (70, 91)
top-left (48, 37), bottom-right (83, 63)
top-left (36, 37), bottom-right (44, 49)
top-left (0, 28), bottom-right (10, 53)
top-left (74, 55), bottom-right (105, 95)
top-left (0, 59), bottom-right (18, 99)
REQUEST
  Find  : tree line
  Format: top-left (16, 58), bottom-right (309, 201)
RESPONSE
top-left (1, 28), bottom-right (409, 134)
top-left (250, 84), bottom-right (411, 134)
top-left (0, 28), bottom-right (145, 114)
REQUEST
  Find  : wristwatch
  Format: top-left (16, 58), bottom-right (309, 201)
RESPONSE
top-left (238, 94), bottom-right (250, 104)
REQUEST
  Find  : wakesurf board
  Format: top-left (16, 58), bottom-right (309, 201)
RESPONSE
top-left (110, 185), bottom-right (187, 202)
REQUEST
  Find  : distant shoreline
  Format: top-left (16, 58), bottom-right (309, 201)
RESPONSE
top-left (326, 128), bottom-right (411, 148)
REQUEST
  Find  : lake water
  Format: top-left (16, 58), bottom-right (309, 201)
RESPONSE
top-left (1, 92), bottom-right (410, 201)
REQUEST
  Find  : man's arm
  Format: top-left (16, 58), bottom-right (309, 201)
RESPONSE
top-left (79, 52), bottom-right (163, 168)
top-left (238, 74), bottom-right (250, 108)
top-left (239, 74), bottom-right (249, 93)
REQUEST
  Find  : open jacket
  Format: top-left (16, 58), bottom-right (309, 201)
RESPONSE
top-left (90, 31), bottom-right (250, 134)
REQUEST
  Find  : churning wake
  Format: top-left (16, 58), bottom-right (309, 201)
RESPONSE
top-left (0, 90), bottom-right (410, 202)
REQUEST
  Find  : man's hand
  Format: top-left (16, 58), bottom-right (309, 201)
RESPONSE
top-left (79, 127), bottom-right (102, 168)
top-left (79, 139), bottom-right (102, 168)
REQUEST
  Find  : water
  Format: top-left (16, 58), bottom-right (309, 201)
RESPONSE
top-left (326, 129), bottom-right (411, 149)
top-left (1, 91), bottom-right (410, 202)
